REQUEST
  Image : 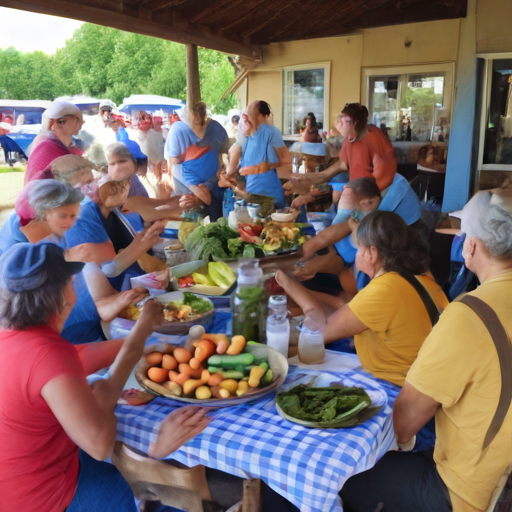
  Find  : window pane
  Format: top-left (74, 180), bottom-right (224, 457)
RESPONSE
top-left (283, 68), bottom-right (324, 136)
top-left (368, 76), bottom-right (400, 140)
top-left (483, 59), bottom-right (512, 164)
top-left (404, 74), bottom-right (446, 143)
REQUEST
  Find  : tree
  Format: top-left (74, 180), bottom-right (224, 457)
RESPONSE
top-left (0, 23), bottom-right (236, 113)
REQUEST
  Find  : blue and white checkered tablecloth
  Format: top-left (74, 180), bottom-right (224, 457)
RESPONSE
top-left (115, 366), bottom-right (396, 511)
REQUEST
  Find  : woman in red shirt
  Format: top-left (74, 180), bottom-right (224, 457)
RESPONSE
top-left (286, 103), bottom-right (396, 195)
top-left (0, 243), bottom-right (209, 512)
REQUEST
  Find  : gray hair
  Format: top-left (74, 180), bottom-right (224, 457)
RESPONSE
top-left (0, 270), bottom-right (69, 330)
top-left (106, 142), bottom-right (136, 164)
top-left (28, 180), bottom-right (84, 221)
top-left (481, 205), bottom-right (512, 260)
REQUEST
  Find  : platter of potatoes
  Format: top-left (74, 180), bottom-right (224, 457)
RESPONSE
top-left (135, 334), bottom-right (289, 407)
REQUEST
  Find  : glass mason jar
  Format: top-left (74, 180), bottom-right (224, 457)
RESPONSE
top-left (231, 259), bottom-right (268, 343)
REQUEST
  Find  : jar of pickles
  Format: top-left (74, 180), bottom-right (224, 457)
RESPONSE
top-left (231, 259), bottom-right (268, 343)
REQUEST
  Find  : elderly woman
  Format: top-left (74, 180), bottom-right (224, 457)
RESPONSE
top-left (26, 99), bottom-right (84, 183)
top-left (0, 243), bottom-right (209, 512)
top-left (0, 179), bottom-right (83, 256)
top-left (340, 189), bottom-right (512, 512)
top-left (0, 178), bottom-right (147, 344)
top-left (277, 210), bottom-right (448, 388)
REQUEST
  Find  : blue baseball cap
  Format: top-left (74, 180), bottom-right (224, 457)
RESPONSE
top-left (0, 242), bottom-right (84, 293)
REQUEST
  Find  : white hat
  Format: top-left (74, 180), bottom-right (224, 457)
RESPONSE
top-left (41, 99), bottom-right (82, 132)
top-left (99, 99), bottom-right (116, 111)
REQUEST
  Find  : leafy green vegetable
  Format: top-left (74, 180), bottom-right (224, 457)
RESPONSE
top-left (199, 238), bottom-right (227, 261)
top-left (182, 292), bottom-right (213, 314)
top-left (208, 262), bottom-right (236, 289)
top-left (276, 384), bottom-right (373, 428)
top-left (183, 220), bottom-right (239, 262)
top-left (243, 244), bottom-right (256, 258)
top-left (228, 237), bottom-right (244, 255)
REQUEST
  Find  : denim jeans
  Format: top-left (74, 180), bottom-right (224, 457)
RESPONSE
top-left (66, 450), bottom-right (137, 512)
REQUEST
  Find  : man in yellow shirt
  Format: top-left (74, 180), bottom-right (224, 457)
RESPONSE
top-left (340, 189), bottom-right (512, 512)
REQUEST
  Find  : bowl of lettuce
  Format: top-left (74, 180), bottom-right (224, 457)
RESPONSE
top-left (275, 382), bottom-right (383, 429)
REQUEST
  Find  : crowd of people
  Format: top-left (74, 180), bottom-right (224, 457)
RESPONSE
top-left (0, 95), bottom-right (511, 512)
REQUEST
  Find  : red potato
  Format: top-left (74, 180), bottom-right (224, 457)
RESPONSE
top-left (216, 338), bottom-right (229, 355)
top-left (173, 348), bottom-right (192, 364)
top-left (145, 351), bottom-right (163, 366)
top-left (147, 367), bottom-right (169, 383)
top-left (168, 371), bottom-right (190, 386)
top-left (161, 354), bottom-right (178, 370)
top-left (178, 363), bottom-right (203, 379)
top-left (207, 372), bottom-right (224, 387)
top-left (210, 386), bottom-right (222, 398)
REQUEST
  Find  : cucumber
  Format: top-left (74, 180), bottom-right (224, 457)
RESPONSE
top-left (208, 353), bottom-right (255, 368)
top-left (247, 341), bottom-right (259, 345)
top-left (220, 370), bottom-right (245, 380)
top-left (244, 364), bottom-right (257, 374)
top-left (259, 361), bottom-right (269, 372)
top-left (262, 369), bottom-right (273, 385)
top-left (208, 366), bottom-right (223, 373)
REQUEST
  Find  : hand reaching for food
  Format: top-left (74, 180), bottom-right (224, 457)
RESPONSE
top-left (135, 298), bottom-right (164, 338)
top-left (148, 406), bottom-right (210, 459)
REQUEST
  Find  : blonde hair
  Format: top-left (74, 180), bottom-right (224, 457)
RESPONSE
top-left (51, 155), bottom-right (95, 183)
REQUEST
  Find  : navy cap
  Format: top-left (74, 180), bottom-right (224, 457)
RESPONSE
top-left (0, 242), bottom-right (84, 293)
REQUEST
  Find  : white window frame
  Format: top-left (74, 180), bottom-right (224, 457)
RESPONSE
top-left (282, 62), bottom-right (331, 139)
top-left (362, 62), bottom-right (455, 142)
top-left (477, 52), bottom-right (512, 172)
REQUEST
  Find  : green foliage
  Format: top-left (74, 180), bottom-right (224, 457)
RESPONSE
top-left (0, 24), bottom-right (236, 113)
top-left (0, 166), bottom-right (24, 173)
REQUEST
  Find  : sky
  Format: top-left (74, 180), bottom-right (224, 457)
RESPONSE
top-left (0, 7), bottom-right (84, 54)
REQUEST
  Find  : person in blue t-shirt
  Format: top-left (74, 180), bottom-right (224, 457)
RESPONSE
top-left (294, 173), bottom-right (424, 294)
top-left (65, 143), bottom-right (165, 292)
top-left (222, 101), bottom-right (291, 210)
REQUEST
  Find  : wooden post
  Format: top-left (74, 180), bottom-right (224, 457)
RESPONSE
top-left (186, 43), bottom-right (201, 108)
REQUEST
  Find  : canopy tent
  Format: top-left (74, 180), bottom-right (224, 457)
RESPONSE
top-left (118, 95), bottom-right (185, 118)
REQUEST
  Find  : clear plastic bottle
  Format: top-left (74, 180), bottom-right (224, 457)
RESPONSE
top-left (231, 259), bottom-right (268, 343)
top-left (298, 317), bottom-right (325, 364)
top-left (266, 295), bottom-right (290, 358)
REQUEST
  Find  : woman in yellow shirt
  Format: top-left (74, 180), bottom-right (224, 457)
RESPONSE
top-left (277, 210), bottom-right (448, 387)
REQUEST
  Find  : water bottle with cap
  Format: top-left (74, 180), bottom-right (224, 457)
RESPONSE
top-left (266, 295), bottom-right (290, 358)
top-left (231, 259), bottom-right (268, 343)
top-left (298, 317), bottom-right (325, 364)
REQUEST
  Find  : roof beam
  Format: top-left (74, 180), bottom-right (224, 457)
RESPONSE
top-left (240, 1), bottom-right (294, 38)
top-left (140, 0), bottom-right (189, 12)
top-left (218, 0), bottom-right (266, 33)
top-left (0, 0), bottom-right (262, 60)
top-left (189, 0), bottom-right (235, 24)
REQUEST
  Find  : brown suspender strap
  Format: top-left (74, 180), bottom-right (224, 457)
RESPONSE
top-left (459, 295), bottom-right (512, 450)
